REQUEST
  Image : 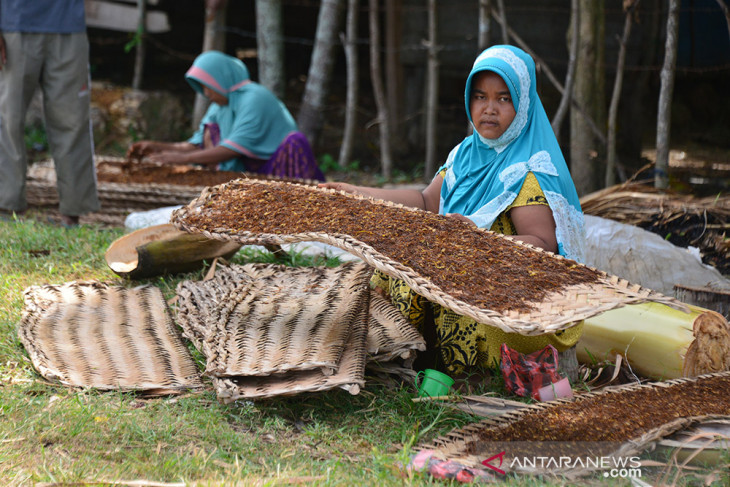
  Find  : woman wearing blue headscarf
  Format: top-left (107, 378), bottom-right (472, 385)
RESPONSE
top-left (321, 45), bottom-right (586, 374)
top-left (127, 51), bottom-right (325, 181)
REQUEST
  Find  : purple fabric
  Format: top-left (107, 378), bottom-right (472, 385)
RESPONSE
top-left (257, 132), bottom-right (325, 181)
top-left (204, 125), bottom-right (324, 181)
top-left (204, 123), bottom-right (221, 147)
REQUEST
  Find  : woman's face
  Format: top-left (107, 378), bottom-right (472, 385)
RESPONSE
top-left (469, 71), bottom-right (516, 140)
top-left (203, 86), bottom-right (228, 106)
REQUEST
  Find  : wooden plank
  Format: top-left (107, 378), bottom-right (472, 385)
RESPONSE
top-left (86, 0), bottom-right (170, 33)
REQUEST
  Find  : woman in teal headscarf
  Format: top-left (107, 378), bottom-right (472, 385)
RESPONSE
top-left (128, 51), bottom-right (325, 181)
top-left (321, 45), bottom-right (585, 374)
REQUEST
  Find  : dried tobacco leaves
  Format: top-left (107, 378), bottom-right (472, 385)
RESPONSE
top-left (177, 180), bottom-right (602, 314)
top-left (466, 374), bottom-right (730, 457)
top-left (98, 163), bottom-right (315, 187)
top-left (98, 163), bottom-right (243, 187)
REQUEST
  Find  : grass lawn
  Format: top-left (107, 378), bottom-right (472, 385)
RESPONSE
top-left (0, 215), bottom-right (726, 486)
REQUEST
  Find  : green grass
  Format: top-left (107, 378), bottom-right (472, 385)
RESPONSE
top-left (0, 216), bottom-right (727, 486)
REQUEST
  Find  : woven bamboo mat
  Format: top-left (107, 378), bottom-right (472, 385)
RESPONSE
top-left (175, 262), bottom-right (373, 400)
top-left (19, 281), bottom-right (203, 395)
top-left (416, 371), bottom-right (730, 477)
top-left (367, 292), bottom-right (426, 364)
top-left (211, 319), bottom-right (367, 402)
top-left (186, 262), bottom-right (372, 377)
top-left (170, 179), bottom-right (684, 336)
top-left (176, 263), bottom-right (426, 371)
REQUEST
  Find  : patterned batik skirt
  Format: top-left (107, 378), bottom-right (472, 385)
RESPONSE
top-left (371, 271), bottom-right (584, 375)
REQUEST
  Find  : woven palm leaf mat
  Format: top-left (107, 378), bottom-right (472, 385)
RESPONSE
top-left (26, 156), bottom-right (319, 227)
top-left (415, 371), bottom-right (730, 477)
top-left (367, 292), bottom-right (426, 364)
top-left (170, 179), bottom-right (684, 336)
top-left (175, 262), bottom-right (426, 372)
top-left (19, 281), bottom-right (203, 395)
top-left (175, 262), bottom-right (383, 400)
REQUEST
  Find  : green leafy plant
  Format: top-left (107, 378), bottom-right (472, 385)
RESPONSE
top-left (24, 125), bottom-right (47, 152)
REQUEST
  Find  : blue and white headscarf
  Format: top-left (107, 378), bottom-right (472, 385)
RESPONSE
top-left (439, 45), bottom-right (585, 262)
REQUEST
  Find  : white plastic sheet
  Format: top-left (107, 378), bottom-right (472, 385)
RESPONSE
top-left (583, 215), bottom-right (730, 296)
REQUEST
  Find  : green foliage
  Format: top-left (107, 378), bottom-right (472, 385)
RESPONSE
top-left (123, 26), bottom-right (144, 54)
top-left (318, 153), bottom-right (361, 174)
top-left (24, 125), bottom-right (47, 152)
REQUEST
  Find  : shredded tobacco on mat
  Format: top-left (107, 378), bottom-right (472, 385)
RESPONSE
top-left (98, 163), bottom-right (315, 187)
top-left (175, 180), bottom-right (602, 314)
top-left (465, 374), bottom-right (730, 458)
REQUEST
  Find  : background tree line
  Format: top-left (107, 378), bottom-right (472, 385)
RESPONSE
top-left (95, 0), bottom-right (730, 196)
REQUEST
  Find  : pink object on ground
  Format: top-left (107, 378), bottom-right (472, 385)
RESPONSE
top-left (537, 377), bottom-right (573, 401)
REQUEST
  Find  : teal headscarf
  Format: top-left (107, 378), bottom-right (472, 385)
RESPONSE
top-left (439, 45), bottom-right (585, 261)
top-left (185, 51), bottom-right (297, 169)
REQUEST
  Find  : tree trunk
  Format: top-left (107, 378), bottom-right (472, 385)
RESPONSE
top-left (297, 0), bottom-right (345, 150)
top-left (570, 0), bottom-right (605, 196)
top-left (715, 0), bottom-right (730, 43)
top-left (385, 0), bottom-right (403, 155)
top-left (491, 8), bottom-right (605, 148)
top-left (132, 0), bottom-right (147, 91)
top-left (368, 0), bottom-right (393, 179)
top-left (495, 0), bottom-right (508, 44)
top-left (478, 0), bottom-right (492, 50)
top-left (551, 0), bottom-right (578, 140)
top-left (674, 285), bottom-right (730, 320)
top-left (256, 0), bottom-right (285, 99)
top-left (338, 0), bottom-right (360, 168)
top-left (655, 0), bottom-right (680, 190)
top-left (192, 1), bottom-right (228, 130)
top-left (606, 1), bottom-right (638, 187)
top-left (424, 0), bottom-right (439, 180)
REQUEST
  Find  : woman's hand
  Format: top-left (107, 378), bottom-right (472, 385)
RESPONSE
top-left (126, 141), bottom-right (159, 159)
top-left (146, 151), bottom-right (189, 165)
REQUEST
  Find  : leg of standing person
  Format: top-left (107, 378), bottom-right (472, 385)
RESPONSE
top-left (41, 32), bottom-right (99, 224)
top-left (0, 33), bottom-right (43, 214)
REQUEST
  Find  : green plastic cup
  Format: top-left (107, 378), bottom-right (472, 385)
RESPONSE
top-left (416, 368), bottom-right (454, 397)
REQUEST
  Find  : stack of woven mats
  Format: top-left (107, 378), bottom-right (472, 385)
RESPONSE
top-left (175, 261), bottom-right (425, 402)
top-left (25, 156), bottom-right (321, 227)
top-left (18, 263), bottom-right (425, 401)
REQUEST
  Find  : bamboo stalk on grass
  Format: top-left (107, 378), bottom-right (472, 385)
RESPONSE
top-left (577, 302), bottom-right (730, 380)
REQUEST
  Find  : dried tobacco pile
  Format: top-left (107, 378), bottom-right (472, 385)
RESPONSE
top-left (97, 163), bottom-right (317, 188)
top-left (98, 164), bottom-right (253, 187)
top-left (469, 374), bottom-right (730, 449)
top-left (178, 180), bottom-right (602, 314)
